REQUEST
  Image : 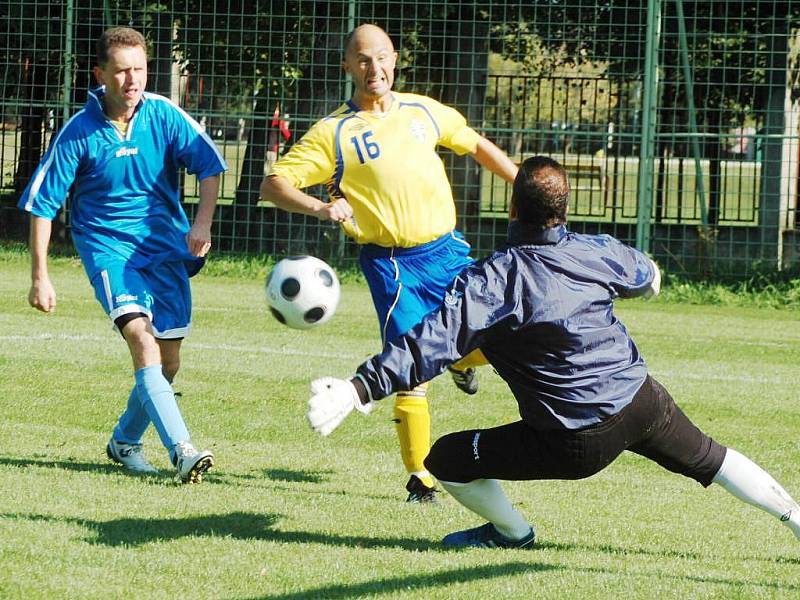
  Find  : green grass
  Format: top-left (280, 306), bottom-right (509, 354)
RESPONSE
top-left (1, 249), bottom-right (800, 598)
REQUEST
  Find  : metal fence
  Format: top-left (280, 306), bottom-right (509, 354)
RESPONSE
top-left (2, 1), bottom-right (799, 277)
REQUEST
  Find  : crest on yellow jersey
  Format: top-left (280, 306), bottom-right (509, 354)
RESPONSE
top-left (409, 119), bottom-right (427, 143)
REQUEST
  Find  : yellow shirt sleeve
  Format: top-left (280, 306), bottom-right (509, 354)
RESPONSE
top-left (422, 98), bottom-right (482, 156)
top-left (267, 95), bottom-right (479, 247)
top-left (268, 119), bottom-right (337, 188)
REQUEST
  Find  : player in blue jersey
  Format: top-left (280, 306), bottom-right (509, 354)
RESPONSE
top-left (305, 156), bottom-right (800, 547)
top-left (18, 27), bottom-right (227, 483)
top-left (261, 24), bottom-right (519, 502)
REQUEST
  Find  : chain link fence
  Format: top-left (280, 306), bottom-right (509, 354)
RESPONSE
top-left (2, 1), bottom-right (799, 277)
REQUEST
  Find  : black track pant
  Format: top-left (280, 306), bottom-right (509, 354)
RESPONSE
top-left (425, 375), bottom-right (727, 487)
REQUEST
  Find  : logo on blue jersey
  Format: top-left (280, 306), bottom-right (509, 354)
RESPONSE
top-left (115, 147), bottom-right (139, 158)
top-left (409, 119), bottom-right (427, 143)
top-left (444, 288), bottom-right (462, 306)
top-left (115, 293), bottom-right (139, 303)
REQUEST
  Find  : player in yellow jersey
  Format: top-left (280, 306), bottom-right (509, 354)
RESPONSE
top-left (260, 24), bottom-right (518, 502)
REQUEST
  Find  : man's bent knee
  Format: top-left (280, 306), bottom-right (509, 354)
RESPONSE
top-left (425, 432), bottom-right (475, 483)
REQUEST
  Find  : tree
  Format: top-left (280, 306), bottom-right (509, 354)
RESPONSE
top-left (487, 1), bottom-right (800, 227)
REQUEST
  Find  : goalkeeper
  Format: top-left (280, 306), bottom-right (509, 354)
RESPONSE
top-left (261, 24), bottom-right (518, 502)
top-left (306, 156), bottom-right (800, 548)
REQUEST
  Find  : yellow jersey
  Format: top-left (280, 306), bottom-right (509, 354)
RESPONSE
top-left (269, 92), bottom-right (481, 247)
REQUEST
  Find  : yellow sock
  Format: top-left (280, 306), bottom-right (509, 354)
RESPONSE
top-left (453, 348), bottom-right (488, 371)
top-left (393, 384), bottom-right (434, 488)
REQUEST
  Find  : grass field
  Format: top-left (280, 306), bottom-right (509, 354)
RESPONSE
top-left (1, 250), bottom-right (800, 599)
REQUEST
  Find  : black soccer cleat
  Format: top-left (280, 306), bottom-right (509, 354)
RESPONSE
top-left (405, 474), bottom-right (439, 503)
top-left (448, 366), bottom-right (479, 395)
top-left (442, 522), bottom-right (536, 549)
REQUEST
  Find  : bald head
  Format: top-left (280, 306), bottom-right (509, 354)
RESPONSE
top-left (344, 24), bottom-right (394, 56)
top-left (342, 24), bottom-right (398, 106)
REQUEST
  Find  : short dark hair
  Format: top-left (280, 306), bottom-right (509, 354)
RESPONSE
top-left (510, 156), bottom-right (570, 227)
top-left (96, 27), bottom-right (147, 66)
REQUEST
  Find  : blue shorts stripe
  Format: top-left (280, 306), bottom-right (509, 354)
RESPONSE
top-left (91, 260), bottom-right (192, 338)
top-left (360, 230), bottom-right (474, 343)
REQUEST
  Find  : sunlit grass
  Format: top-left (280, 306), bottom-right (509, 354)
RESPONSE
top-left (1, 249), bottom-right (799, 599)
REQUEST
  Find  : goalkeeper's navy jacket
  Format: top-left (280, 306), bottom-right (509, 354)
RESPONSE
top-left (355, 221), bottom-right (658, 430)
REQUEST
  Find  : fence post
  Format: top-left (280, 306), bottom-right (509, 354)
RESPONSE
top-left (63, 0), bottom-right (74, 124)
top-left (635, 0), bottom-right (662, 253)
top-left (760, 15), bottom-right (788, 269)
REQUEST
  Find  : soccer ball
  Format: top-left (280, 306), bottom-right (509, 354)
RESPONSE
top-left (265, 256), bottom-right (340, 330)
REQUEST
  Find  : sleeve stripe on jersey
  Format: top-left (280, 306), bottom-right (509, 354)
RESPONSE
top-left (332, 113), bottom-right (360, 199)
top-left (398, 101), bottom-right (440, 138)
top-left (143, 92), bottom-right (229, 171)
top-left (21, 109), bottom-right (87, 213)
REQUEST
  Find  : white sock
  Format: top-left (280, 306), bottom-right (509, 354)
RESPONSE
top-left (440, 478), bottom-right (532, 540)
top-left (712, 448), bottom-right (800, 540)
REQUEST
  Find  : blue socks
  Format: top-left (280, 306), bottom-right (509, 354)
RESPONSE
top-left (112, 385), bottom-right (150, 444)
top-left (133, 365), bottom-right (190, 451)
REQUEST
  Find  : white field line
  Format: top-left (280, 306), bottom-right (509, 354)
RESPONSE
top-left (0, 333), bottom-right (363, 360)
top-left (4, 331), bottom-right (795, 351)
top-left (1, 333), bottom-right (794, 384)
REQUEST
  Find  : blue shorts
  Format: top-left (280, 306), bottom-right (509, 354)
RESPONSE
top-left (90, 259), bottom-right (193, 339)
top-left (359, 231), bottom-right (474, 343)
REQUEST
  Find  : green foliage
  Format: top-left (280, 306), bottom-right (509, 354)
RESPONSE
top-left (659, 271), bottom-right (800, 309)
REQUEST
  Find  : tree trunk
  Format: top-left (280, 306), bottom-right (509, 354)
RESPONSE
top-left (13, 60), bottom-right (46, 196)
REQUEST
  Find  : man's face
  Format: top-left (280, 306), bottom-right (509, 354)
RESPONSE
top-left (343, 28), bottom-right (397, 101)
top-left (93, 45), bottom-right (147, 118)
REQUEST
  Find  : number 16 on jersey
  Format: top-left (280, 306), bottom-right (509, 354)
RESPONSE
top-left (350, 130), bottom-right (381, 163)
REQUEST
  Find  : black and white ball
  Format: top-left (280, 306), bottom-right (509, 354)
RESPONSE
top-left (265, 256), bottom-right (340, 330)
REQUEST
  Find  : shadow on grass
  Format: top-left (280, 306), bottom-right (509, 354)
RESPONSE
top-left (2, 511), bottom-right (438, 551)
top-left (0, 456), bottom-right (332, 488)
top-left (0, 455), bottom-right (131, 476)
top-left (4, 512), bottom-right (799, 595)
top-left (237, 560), bottom-right (800, 600)
top-left (240, 562), bottom-right (557, 600)
top-left (238, 559), bottom-right (800, 600)
top-left (535, 539), bottom-right (704, 561)
top-left (4, 455), bottom-right (798, 573)
top-left (262, 468), bottom-right (330, 483)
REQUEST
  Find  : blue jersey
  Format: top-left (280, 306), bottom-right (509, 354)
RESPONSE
top-left (18, 88), bottom-right (227, 278)
top-left (356, 222), bottom-right (657, 430)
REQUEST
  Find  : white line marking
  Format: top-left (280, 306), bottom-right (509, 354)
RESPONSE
top-left (0, 333), bottom-right (363, 360)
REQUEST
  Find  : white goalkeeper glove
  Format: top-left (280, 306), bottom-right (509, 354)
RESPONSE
top-left (307, 377), bottom-right (374, 436)
top-left (642, 258), bottom-right (662, 299)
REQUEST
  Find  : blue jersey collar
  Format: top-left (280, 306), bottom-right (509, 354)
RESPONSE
top-left (87, 86), bottom-right (146, 120)
top-left (506, 221), bottom-right (568, 246)
top-left (346, 93), bottom-right (396, 114)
